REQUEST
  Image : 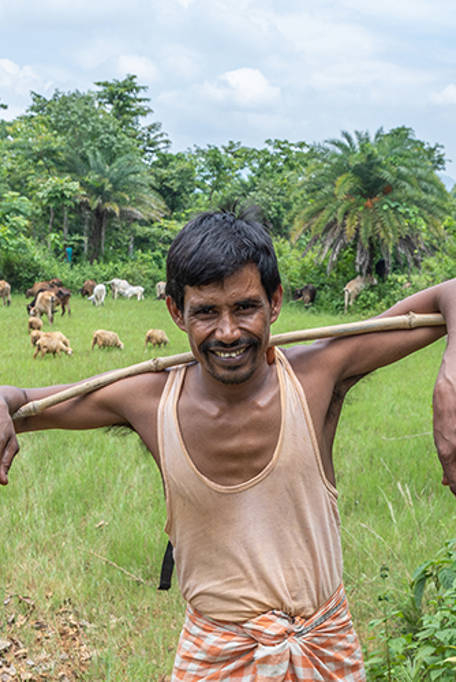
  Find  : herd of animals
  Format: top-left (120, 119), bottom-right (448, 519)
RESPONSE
top-left (0, 270), bottom-right (406, 359)
top-left (0, 277), bottom-right (170, 359)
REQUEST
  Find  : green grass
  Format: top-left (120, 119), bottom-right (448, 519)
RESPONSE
top-left (0, 294), bottom-right (453, 679)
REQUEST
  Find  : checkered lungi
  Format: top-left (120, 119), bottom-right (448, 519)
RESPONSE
top-left (172, 584), bottom-right (366, 681)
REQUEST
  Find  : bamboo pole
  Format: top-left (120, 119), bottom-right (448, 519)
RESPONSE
top-left (12, 312), bottom-right (445, 421)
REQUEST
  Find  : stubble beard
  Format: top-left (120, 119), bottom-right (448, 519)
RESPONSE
top-left (199, 338), bottom-right (262, 385)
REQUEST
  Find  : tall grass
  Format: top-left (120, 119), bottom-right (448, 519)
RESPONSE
top-left (0, 295), bottom-right (452, 679)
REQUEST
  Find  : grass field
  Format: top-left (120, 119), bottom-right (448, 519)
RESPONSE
top-left (0, 293), bottom-right (452, 680)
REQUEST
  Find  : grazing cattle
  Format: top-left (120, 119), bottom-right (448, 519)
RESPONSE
top-left (156, 281), bottom-right (166, 300)
top-left (78, 280), bottom-right (97, 297)
top-left (28, 316), bottom-right (43, 333)
top-left (343, 275), bottom-right (377, 314)
top-left (0, 280), bottom-right (11, 306)
top-left (292, 284), bottom-right (317, 307)
top-left (28, 290), bottom-right (58, 324)
top-left (107, 278), bottom-right (132, 299)
top-left (91, 330), bottom-right (124, 350)
top-left (119, 285), bottom-right (145, 301)
top-left (87, 283), bottom-right (106, 307)
top-left (144, 329), bottom-right (169, 349)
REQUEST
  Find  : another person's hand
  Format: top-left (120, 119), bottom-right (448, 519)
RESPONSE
top-left (433, 352), bottom-right (456, 496)
top-left (0, 401), bottom-right (20, 486)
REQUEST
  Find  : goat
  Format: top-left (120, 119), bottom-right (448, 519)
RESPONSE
top-left (28, 290), bottom-right (58, 324)
top-left (119, 285), bottom-right (145, 301)
top-left (343, 275), bottom-right (377, 313)
top-left (30, 330), bottom-right (70, 349)
top-left (292, 284), bottom-right (316, 306)
top-left (28, 316), bottom-right (43, 333)
top-left (107, 278), bottom-right (132, 299)
top-left (91, 330), bottom-right (124, 350)
top-left (78, 280), bottom-right (97, 297)
top-left (33, 336), bottom-right (73, 359)
top-left (144, 329), bottom-right (169, 350)
top-left (156, 281), bottom-right (166, 300)
top-left (0, 280), bottom-right (11, 306)
top-left (87, 284), bottom-right (106, 307)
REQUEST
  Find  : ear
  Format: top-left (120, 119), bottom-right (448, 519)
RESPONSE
top-left (166, 296), bottom-right (187, 332)
top-left (270, 284), bottom-right (283, 324)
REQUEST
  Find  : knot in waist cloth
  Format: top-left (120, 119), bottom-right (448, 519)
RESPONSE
top-left (172, 584), bottom-right (366, 681)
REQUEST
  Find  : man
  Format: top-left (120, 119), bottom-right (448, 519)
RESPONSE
top-left (1, 208), bottom-right (456, 681)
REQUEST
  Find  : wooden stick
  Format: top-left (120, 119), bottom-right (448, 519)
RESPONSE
top-left (12, 311), bottom-right (445, 421)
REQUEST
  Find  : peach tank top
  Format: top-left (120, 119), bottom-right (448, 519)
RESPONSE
top-left (158, 348), bottom-right (343, 622)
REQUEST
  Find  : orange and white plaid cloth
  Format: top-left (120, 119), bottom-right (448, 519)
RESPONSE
top-left (172, 584), bottom-right (365, 681)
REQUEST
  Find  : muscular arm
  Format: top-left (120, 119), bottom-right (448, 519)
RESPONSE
top-left (288, 278), bottom-right (456, 492)
top-left (0, 371), bottom-right (169, 485)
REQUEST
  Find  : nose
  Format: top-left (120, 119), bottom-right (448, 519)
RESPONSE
top-left (214, 311), bottom-right (241, 345)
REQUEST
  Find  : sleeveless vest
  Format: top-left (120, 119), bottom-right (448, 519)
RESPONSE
top-left (158, 349), bottom-right (343, 621)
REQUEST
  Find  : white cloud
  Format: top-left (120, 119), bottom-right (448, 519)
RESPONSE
top-left (202, 68), bottom-right (281, 108)
top-left (0, 59), bottom-right (42, 95)
top-left (75, 37), bottom-right (128, 70)
top-left (430, 84), bottom-right (456, 105)
top-left (116, 55), bottom-right (159, 82)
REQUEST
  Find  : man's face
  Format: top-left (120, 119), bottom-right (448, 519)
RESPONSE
top-left (167, 264), bottom-right (283, 385)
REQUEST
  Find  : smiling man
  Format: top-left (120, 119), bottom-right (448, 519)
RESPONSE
top-left (1, 207), bottom-right (456, 681)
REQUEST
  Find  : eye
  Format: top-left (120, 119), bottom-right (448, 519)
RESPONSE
top-left (196, 306), bottom-right (215, 316)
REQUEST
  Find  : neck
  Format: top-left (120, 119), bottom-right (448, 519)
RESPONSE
top-left (194, 355), bottom-right (275, 405)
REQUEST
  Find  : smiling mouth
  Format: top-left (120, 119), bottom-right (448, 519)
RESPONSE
top-left (212, 348), bottom-right (247, 359)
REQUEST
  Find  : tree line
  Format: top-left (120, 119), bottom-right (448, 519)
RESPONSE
top-left (1, 75), bottom-right (455, 309)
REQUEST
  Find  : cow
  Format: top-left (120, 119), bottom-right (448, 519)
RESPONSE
top-left (78, 280), bottom-right (97, 297)
top-left (292, 284), bottom-right (317, 307)
top-left (0, 280), bottom-right (11, 307)
top-left (343, 275), bottom-right (377, 314)
top-left (156, 281), bottom-right (166, 300)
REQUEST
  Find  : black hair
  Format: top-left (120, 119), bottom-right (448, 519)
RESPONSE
top-left (166, 206), bottom-right (281, 312)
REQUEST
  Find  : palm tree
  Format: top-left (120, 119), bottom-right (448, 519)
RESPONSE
top-left (293, 128), bottom-right (450, 276)
top-left (72, 150), bottom-right (167, 262)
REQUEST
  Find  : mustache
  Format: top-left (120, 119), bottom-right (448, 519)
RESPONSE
top-left (200, 337), bottom-right (260, 354)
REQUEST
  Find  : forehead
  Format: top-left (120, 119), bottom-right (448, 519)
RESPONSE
top-left (183, 264), bottom-right (266, 307)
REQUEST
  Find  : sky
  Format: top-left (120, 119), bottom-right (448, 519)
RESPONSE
top-left (1, 0), bottom-right (456, 183)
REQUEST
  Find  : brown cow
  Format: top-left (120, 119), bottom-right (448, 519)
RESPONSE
top-left (0, 280), bottom-right (11, 306)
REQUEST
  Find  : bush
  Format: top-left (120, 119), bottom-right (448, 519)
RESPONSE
top-left (366, 540), bottom-right (456, 681)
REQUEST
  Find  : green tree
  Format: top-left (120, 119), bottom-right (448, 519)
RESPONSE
top-left (72, 149), bottom-right (167, 262)
top-left (294, 128), bottom-right (451, 275)
top-left (95, 75), bottom-right (171, 162)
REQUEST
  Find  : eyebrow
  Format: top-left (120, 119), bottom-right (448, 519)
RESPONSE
top-left (188, 296), bottom-right (263, 315)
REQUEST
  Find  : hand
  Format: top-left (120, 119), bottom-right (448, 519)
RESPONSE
top-left (433, 354), bottom-right (456, 497)
top-left (0, 407), bottom-right (20, 486)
